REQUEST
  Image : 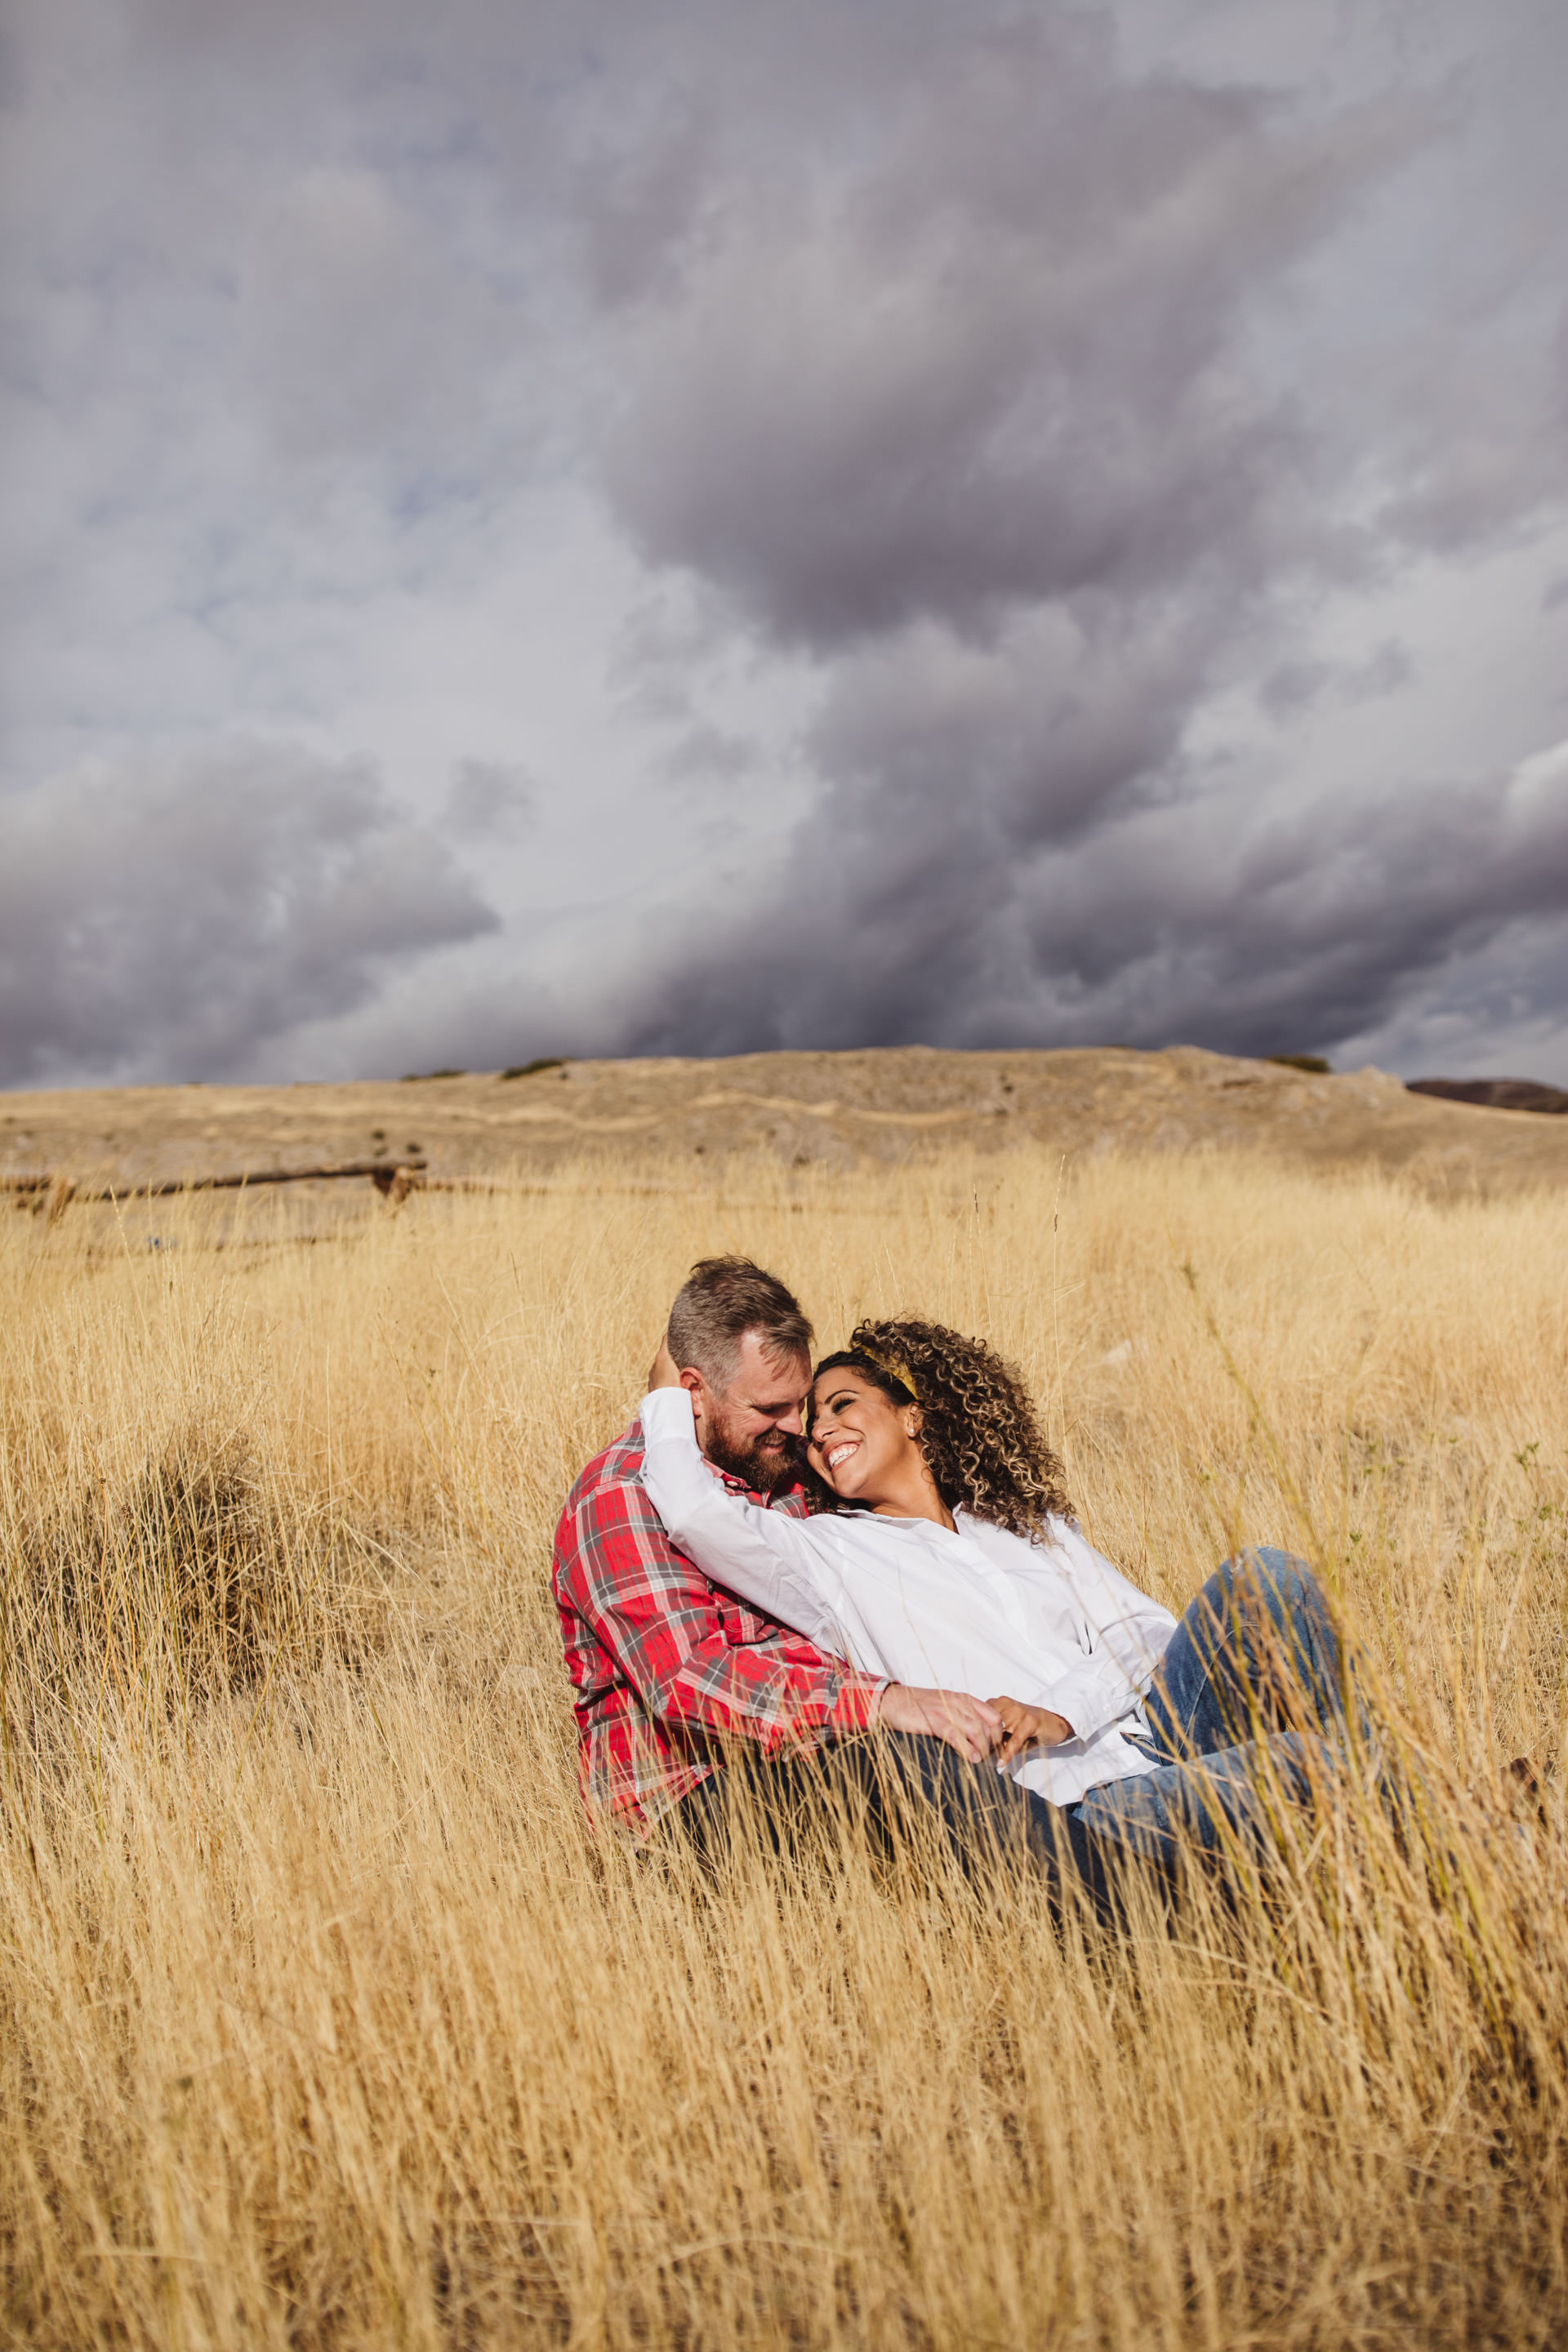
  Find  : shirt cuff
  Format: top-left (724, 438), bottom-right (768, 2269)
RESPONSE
top-left (640, 1385), bottom-right (697, 1442)
top-left (828, 1673), bottom-right (887, 1736)
top-left (1048, 1659), bottom-right (1142, 1744)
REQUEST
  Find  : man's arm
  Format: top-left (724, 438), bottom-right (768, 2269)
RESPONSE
top-left (563, 1477), bottom-right (880, 1754)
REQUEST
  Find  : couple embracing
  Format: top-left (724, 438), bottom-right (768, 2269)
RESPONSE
top-left (552, 1256), bottom-right (1366, 1906)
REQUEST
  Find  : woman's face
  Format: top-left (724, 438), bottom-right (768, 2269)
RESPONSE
top-left (805, 1368), bottom-right (921, 1505)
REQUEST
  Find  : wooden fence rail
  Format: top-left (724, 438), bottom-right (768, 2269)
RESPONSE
top-left (3, 1160), bottom-right (428, 1220)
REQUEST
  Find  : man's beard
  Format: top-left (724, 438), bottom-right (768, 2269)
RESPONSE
top-left (702, 1416), bottom-right (800, 1497)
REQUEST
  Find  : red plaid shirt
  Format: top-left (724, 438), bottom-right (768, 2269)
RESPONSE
top-left (552, 1416), bottom-right (884, 1836)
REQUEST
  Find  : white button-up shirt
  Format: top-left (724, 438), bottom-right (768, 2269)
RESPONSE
top-left (638, 1388), bottom-right (1176, 1807)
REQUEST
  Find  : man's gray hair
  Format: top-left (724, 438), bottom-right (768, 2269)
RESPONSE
top-left (666, 1256), bottom-right (814, 1392)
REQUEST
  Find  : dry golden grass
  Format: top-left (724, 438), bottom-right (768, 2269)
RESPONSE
top-left (2, 1147), bottom-right (1565, 2348)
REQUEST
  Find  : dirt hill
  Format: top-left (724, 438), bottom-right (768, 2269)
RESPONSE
top-left (1407, 1076), bottom-right (1568, 1116)
top-left (7, 1045), bottom-right (1568, 1204)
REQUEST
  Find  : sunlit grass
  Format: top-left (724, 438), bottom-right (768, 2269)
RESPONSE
top-left (2, 1147), bottom-right (1565, 2347)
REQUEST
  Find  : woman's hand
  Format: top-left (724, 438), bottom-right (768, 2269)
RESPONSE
top-left (987, 1696), bottom-right (1074, 1764)
top-left (647, 1335), bottom-right (684, 1389)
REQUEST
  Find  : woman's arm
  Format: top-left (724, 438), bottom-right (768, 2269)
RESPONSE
top-left (960, 1513), bottom-right (1178, 1743)
top-left (637, 1388), bottom-right (848, 1656)
top-left (1050, 1519), bottom-right (1179, 1694)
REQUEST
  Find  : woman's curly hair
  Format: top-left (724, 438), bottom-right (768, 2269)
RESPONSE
top-left (804, 1316), bottom-right (1071, 1535)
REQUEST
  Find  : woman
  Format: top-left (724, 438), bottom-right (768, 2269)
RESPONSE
top-left (641, 1316), bottom-right (1366, 1860)
top-left (644, 1319), bottom-right (1165, 1807)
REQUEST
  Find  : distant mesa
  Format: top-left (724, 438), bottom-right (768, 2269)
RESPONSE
top-left (8, 1047), bottom-right (1568, 1205)
top-left (1406, 1077), bottom-right (1568, 1116)
top-left (399, 1068), bottom-right (468, 1082)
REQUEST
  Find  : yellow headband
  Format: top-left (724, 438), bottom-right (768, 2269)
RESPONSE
top-left (859, 1348), bottom-right (919, 1405)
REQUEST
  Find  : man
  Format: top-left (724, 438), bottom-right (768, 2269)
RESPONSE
top-left (551, 1254), bottom-right (1042, 1854)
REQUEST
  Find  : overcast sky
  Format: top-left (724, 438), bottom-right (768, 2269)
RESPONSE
top-left (2, 0), bottom-right (1566, 1089)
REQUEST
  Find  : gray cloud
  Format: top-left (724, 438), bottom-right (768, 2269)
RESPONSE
top-left (238, 167), bottom-right (501, 464)
top-left (444, 759), bottom-right (535, 838)
top-left (2, 1), bottom-right (1566, 1089)
top-left (605, 25), bottom-right (1410, 648)
top-left (1259, 640), bottom-right (1414, 719)
top-left (598, 8), bottom-right (1568, 1070)
top-left (626, 734), bottom-right (1568, 1062)
top-left (0, 744), bottom-right (497, 1085)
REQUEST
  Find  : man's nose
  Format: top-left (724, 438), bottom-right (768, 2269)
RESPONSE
top-left (772, 1405), bottom-right (804, 1437)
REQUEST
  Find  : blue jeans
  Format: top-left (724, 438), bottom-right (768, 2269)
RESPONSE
top-left (671, 1728), bottom-right (1117, 1921)
top-left (1075, 1548), bottom-right (1370, 1876)
top-left (669, 1551), bottom-right (1367, 1915)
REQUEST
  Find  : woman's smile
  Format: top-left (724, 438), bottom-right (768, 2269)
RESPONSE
top-left (805, 1366), bottom-right (949, 1521)
top-left (807, 1373), bottom-right (895, 1497)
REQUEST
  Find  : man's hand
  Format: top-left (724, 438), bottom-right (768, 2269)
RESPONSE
top-left (987, 1696), bottom-right (1074, 1764)
top-left (648, 1335), bottom-right (683, 1390)
top-left (876, 1682), bottom-right (1004, 1763)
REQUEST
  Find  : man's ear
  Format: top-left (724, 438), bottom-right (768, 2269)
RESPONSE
top-left (680, 1365), bottom-right (712, 1446)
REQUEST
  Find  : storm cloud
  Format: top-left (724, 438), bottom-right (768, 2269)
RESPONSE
top-left (2, 1), bottom-right (1566, 1085)
top-left (607, 25), bottom-right (1396, 647)
top-left (0, 746), bottom-right (496, 1085)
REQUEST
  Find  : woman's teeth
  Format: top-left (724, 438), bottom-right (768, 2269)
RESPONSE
top-left (826, 1441), bottom-right (857, 1470)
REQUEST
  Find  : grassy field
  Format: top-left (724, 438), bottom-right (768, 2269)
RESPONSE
top-left (2, 1147), bottom-right (1565, 2348)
